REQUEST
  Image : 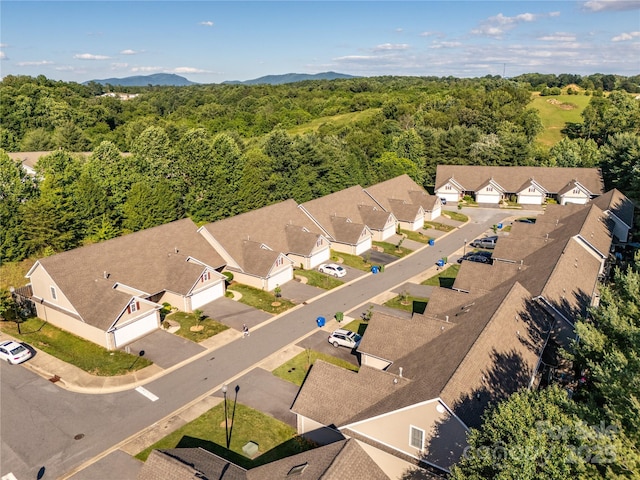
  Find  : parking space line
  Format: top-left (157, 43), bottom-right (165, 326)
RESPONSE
top-left (135, 386), bottom-right (159, 402)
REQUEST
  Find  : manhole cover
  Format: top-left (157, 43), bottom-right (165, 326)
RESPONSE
top-left (74, 433), bottom-right (85, 440)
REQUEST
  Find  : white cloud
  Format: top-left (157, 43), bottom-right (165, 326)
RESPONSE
top-left (120, 49), bottom-right (141, 55)
top-left (0, 43), bottom-right (7, 48)
top-left (199, 21), bottom-right (214, 27)
top-left (430, 41), bottom-right (462, 49)
top-left (612, 31), bottom-right (640, 41)
top-left (0, 51), bottom-right (5, 60)
top-left (111, 62), bottom-right (129, 69)
top-left (472, 12), bottom-right (551, 38)
top-left (74, 53), bottom-right (110, 60)
top-left (538, 33), bottom-right (577, 41)
top-left (419, 31), bottom-right (438, 37)
top-left (171, 66), bottom-right (208, 74)
top-left (583, 0), bottom-right (640, 12)
top-left (17, 60), bottom-right (54, 66)
top-left (395, 28), bottom-right (403, 33)
top-left (131, 66), bottom-right (163, 72)
top-left (373, 43), bottom-right (409, 52)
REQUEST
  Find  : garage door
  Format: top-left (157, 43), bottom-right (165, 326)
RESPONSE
top-left (191, 283), bottom-right (224, 309)
top-left (476, 194), bottom-right (500, 204)
top-left (266, 267), bottom-right (293, 291)
top-left (113, 312), bottom-right (159, 347)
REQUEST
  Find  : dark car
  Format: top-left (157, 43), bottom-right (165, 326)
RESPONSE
top-left (457, 253), bottom-right (491, 264)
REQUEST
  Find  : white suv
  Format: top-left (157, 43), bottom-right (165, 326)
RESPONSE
top-left (328, 329), bottom-right (362, 349)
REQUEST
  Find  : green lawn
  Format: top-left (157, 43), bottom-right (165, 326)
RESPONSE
top-left (0, 317), bottom-right (152, 376)
top-left (228, 284), bottom-right (296, 314)
top-left (272, 350), bottom-right (359, 386)
top-left (331, 251), bottom-right (372, 271)
top-left (424, 221), bottom-right (455, 232)
top-left (166, 312), bottom-right (229, 342)
top-left (372, 241), bottom-right (412, 258)
top-left (530, 93), bottom-right (591, 146)
top-left (399, 229), bottom-right (433, 244)
top-left (136, 402), bottom-right (315, 469)
top-left (293, 269), bottom-right (343, 289)
top-left (383, 295), bottom-right (429, 314)
top-left (442, 210), bottom-right (468, 222)
top-left (287, 108), bottom-right (381, 135)
top-left (421, 264), bottom-right (460, 288)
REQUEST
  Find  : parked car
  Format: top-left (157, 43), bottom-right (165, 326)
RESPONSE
top-left (328, 329), bottom-right (362, 349)
top-left (516, 218), bottom-right (536, 224)
top-left (470, 236), bottom-right (498, 249)
top-left (318, 263), bottom-right (346, 278)
top-left (0, 340), bottom-right (32, 365)
top-left (457, 252), bottom-right (492, 264)
top-left (440, 197), bottom-right (447, 205)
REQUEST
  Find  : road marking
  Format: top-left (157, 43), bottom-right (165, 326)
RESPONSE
top-left (135, 386), bottom-right (159, 402)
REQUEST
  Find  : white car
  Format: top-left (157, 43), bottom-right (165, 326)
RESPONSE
top-left (328, 329), bottom-right (362, 349)
top-left (318, 263), bottom-right (346, 278)
top-left (0, 340), bottom-right (32, 365)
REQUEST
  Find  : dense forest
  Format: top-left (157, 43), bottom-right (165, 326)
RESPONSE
top-left (2, 74), bottom-right (639, 265)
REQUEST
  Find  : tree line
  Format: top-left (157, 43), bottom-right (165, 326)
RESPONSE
top-left (1, 75), bottom-right (639, 265)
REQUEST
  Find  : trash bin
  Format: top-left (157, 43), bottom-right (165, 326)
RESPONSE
top-left (497, 223), bottom-right (503, 229)
top-left (335, 312), bottom-right (344, 322)
top-left (436, 259), bottom-right (445, 268)
top-left (428, 239), bottom-right (435, 246)
top-left (371, 266), bottom-right (379, 274)
top-left (379, 265), bottom-right (384, 273)
top-left (316, 316), bottom-right (325, 327)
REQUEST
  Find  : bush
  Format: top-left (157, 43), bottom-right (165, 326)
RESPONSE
top-left (223, 271), bottom-right (234, 283)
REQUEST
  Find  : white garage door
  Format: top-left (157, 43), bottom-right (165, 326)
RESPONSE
top-left (518, 194), bottom-right (543, 205)
top-left (476, 194), bottom-right (500, 204)
top-left (191, 283), bottom-right (224, 309)
top-left (267, 267), bottom-right (293, 291)
top-left (113, 312), bottom-right (159, 347)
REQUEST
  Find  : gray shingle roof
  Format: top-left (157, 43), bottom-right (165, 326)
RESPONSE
top-left (33, 218), bottom-right (225, 331)
top-left (138, 448), bottom-right (247, 480)
top-left (434, 165), bottom-right (604, 195)
top-left (591, 188), bottom-right (635, 229)
top-left (200, 200), bottom-right (326, 275)
top-left (363, 174), bottom-right (438, 220)
top-left (301, 186), bottom-right (391, 238)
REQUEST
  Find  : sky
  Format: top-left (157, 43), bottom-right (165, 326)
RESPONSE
top-left (1, 1), bottom-right (639, 84)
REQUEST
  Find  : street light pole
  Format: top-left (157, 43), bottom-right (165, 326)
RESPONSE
top-left (463, 239), bottom-right (467, 256)
top-left (222, 384), bottom-right (229, 449)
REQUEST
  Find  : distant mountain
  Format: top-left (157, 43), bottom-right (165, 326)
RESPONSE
top-left (84, 73), bottom-right (197, 87)
top-left (225, 71), bottom-right (357, 85)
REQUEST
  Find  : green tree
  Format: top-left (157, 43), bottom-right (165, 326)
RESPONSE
top-left (122, 180), bottom-right (182, 232)
top-left (599, 132), bottom-right (640, 198)
top-left (549, 138), bottom-right (601, 168)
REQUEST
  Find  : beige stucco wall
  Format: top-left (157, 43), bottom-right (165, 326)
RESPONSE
top-left (355, 440), bottom-right (428, 480)
top-left (29, 264), bottom-right (77, 314)
top-left (345, 400), bottom-right (468, 471)
top-left (34, 302), bottom-right (108, 348)
top-left (361, 353), bottom-right (392, 370)
top-left (157, 291), bottom-right (189, 312)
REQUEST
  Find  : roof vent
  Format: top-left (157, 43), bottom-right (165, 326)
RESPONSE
top-left (399, 367), bottom-right (403, 378)
top-left (174, 247), bottom-right (179, 254)
top-left (445, 315), bottom-right (449, 323)
top-left (103, 271), bottom-right (109, 279)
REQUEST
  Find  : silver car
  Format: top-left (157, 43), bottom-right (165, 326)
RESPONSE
top-left (328, 329), bottom-right (362, 349)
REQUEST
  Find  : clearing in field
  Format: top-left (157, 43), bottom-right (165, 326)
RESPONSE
top-left (531, 93), bottom-right (591, 147)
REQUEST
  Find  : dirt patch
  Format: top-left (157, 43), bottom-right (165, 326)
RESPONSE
top-left (546, 99), bottom-right (577, 110)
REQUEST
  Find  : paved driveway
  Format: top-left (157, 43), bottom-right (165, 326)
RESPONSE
top-left (201, 297), bottom-right (272, 332)
top-left (213, 368), bottom-right (299, 427)
top-left (124, 329), bottom-right (206, 369)
top-left (297, 330), bottom-right (360, 367)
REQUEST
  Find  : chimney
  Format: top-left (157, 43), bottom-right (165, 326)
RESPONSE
top-left (399, 367), bottom-right (403, 378)
top-left (103, 271), bottom-right (109, 279)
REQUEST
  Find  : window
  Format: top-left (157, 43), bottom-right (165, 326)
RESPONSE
top-left (201, 271), bottom-right (210, 282)
top-left (528, 187), bottom-right (535, 193)
top-left (573, 188), bottom-right (580, 194)
top-left (50, 286), bottom-right (57, 300)
top-left (445, 185), bottom-right (452, 191)
top-left (486, 186), bottom-right (493, 192)
top-left (316, 238), bottom-right (323, 247)
top-left (275, 257), bottom-right (284, 267)
top-left (287, 463), bottom-right (308, 476)
top-left (127, 300), bottom-right (140, 314)
top-left (410, 425), bottom-right (424, 449)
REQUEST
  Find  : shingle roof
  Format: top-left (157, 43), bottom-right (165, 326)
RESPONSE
top-left (138, 448), bottom-right (247, 480)
top-left (247, 438), bottom-right (389, 480)
top-left (434, 166), bottom-right (604, 195)
top-left (33, 218), bottom-right (225, 331)
top-left (591, 188), bottom-right (635, 229)
top-left (301, 186), bottom-right (391, 238)
top-left (363, 174), bottom-right (437, 219)
top-left (200, 200), bottom-right (327, 275)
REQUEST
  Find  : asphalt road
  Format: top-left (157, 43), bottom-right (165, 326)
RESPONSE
top-left (1, 208), bottom-right (517, 480)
